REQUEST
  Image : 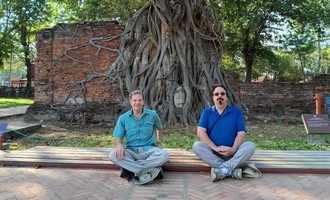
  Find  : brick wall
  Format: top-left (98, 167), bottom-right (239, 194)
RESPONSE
top-left (228, 78), bottom-right (330, 121)
top-left (34, 21), bottom-right (123, 105)
top-left (31, 21), bottom-right (330, 124)
top-left (238, 82), bottom-right (315, 117)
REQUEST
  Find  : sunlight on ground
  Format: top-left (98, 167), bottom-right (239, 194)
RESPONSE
top-left (0, 98), bottom-right (34, 108)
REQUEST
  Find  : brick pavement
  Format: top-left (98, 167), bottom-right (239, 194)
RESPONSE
top-left (0, 167), bottom-right (329, 200)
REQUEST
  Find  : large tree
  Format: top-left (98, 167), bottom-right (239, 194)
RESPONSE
top-left (64, 0), bottom-right (236, 126)
top-left (211, 0), bottom-right (330, 82)
top-left (10, 0), bottom-right (47, 88)
top-left (214, 0), bottom-right (286, 82)
top-left (284, 22), bottom-right (316, 81)
top-left (0, 0), bottom-right (16, 68)
top-left (109, 0), bottom-right (237, 125)
top-left (291, 0), bottom-right (330, 71)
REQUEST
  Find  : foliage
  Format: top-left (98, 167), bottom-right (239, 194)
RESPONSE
top-left (212, 0), bottom-right (288, 82)
top-left (0, 0), bottom-right (52, 88)
top-left (1, 0), bottom-right (330, 93)
top-left (12, 0), bottom-right (49, 88)
top-left (321, 47), bottom-right (330, 73)
top-left (211, 0), bottom-right (330, 82)
top-left (55, 0), bottom-right (146, 23)
top-left (0, 0), bottom-right (16, 68)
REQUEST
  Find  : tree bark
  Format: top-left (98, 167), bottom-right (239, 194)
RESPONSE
top-left (109, 0), bottom-right (239, 125)
top-left (243, 46), bottom-right (254, 83)
top-left (19, 22), bottom-right (32, 89)
top-left (242, 34), bottom-right (256, 83)
top-left (63, 0), bottom-right (239, 126)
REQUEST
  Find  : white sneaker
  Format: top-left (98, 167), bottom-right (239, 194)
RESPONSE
top-left (134, 167), bottom-right (161, 185)
top-left (231, 168), bottom-right (243, 180)
top-left (211, 166), bottom-right (231, 182)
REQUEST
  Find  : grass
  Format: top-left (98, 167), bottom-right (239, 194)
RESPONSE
top-left (247, 123), bottom-right (330, 151)
top-left (13, 122), bottom-right (330, 150)
top-left (0, 98), bottom-right (34, 108)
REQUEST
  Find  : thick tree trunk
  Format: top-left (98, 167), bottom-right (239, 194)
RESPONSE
top-left (63, 0), bottom-right (239, 126)
top-left (241, 19), bottom-right (266, 83)
top-left (244, 57), bottom-right (253, 83)
top-left (109, 0), bottom-right (237, 125)
top-left (243, 46), bottom-right (255, 83)
top-left (298, 54), bottom-right (306, 82)
top-left (20, 24), bottom-right (32, 89)
top-left (316, 23), bottom-right (322, 72)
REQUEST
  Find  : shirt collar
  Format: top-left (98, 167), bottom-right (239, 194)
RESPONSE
top-left (129, 107), bottom-right (148, 118)
top-left (212, 105), bottom-right (233, 116)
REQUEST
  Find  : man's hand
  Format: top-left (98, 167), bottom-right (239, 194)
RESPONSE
top-left (115, 143), bottom-right (125, 160)
top-left (214, 145), bottom-right (236, 157)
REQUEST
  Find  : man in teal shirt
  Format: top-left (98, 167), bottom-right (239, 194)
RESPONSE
top-left (110, 90), bottom-right (169, 185)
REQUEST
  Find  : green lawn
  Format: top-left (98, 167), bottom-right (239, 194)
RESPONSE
top-left (14, 122), bottom-right (330, 150)
top-left (0, 98), bottom-right (34, 108)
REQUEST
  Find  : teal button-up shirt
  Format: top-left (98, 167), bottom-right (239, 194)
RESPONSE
top-left (113, 108), bottom-right (162, 151)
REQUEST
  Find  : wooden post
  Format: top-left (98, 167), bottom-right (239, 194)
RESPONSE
top-left (314, 94), bottom-right (323, 115)
top-left (0, 134), bottom-right (3, 150)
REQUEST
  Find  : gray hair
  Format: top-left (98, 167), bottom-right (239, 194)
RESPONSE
top-left (129, 90), bottom-right (143, 100)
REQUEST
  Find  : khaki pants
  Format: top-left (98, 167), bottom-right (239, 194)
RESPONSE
top-left (192, 141), bottom-right (256, 171)
top-left (110, 146), bottom-right (169, 174)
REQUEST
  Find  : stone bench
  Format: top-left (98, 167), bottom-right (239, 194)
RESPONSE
top-left (1, 146), bottom-right (330, 173)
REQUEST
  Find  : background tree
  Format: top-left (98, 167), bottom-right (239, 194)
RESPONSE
top-left (56, 0), bottom-right (146, 23)
top-left (289, 0), bottom-right (330, 71)
top-left (213, 0), bottom-right (287, 82)
top-left (283, 22), bottom-right (316, 81)
top-left (10, 0), bottom-right (49, 89)
top-left (210, 0), bottom-right (330, 82)
top-left (0, 0), bottom-right (16, 68)
top-left (321, 47), bottom-right (330, 73)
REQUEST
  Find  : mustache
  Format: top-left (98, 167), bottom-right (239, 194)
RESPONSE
top-left (217, 98), bottom-right (224, 105)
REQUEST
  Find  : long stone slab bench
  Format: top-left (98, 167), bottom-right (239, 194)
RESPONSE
top-left (1, 146), bottom-right (330, 174)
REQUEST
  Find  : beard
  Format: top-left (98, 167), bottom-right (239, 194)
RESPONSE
top-left (217, 98), bottom-right (224, 105)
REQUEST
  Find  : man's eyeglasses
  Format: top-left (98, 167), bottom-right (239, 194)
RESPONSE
top-left (213, 92), bottom-right (226, 96)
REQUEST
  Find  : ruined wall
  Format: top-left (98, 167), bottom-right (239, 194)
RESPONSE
top-left (238, 82), bottom-right (314, 120)
top-left (32, 21), bottom-right (330, 124)
top-left (34, 21), bottom-right (123, 105)
top-left (30, 21), bottom-right (124, 125)
top-left (233, 77), bottom-right (330, 121)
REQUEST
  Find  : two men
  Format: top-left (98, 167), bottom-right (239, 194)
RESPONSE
top-left (112, 85), bottom-right (256, 184)
top-left (111, 90), bottom-right (169, 185)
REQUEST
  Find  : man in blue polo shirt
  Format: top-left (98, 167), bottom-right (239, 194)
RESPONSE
top-left (193, 84), bottom-right (256, 182)
top-left (110, 90), bottom-right (169, 185)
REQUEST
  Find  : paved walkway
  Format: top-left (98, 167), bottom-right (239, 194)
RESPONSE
top-left (0, 106), bottom-right (29, 119)
top-left (0, 106), bottom-right (40, 135)
top-left (0, 167), bottom-right (329, 200)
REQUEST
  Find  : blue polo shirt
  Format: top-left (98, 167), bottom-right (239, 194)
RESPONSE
top-left (198, 105), bottom-right (246, 147)
top-left (113, 108), bottom-right (162, 150)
